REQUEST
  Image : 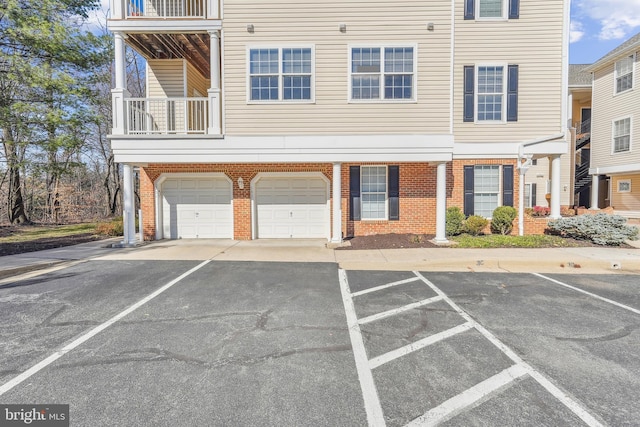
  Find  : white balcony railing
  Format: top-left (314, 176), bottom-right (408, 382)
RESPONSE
top-left (126, 98), bottom-right (209, 135)
top-left (127, 0), bottom-right (205, 18)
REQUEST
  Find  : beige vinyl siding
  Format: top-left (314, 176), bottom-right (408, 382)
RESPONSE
top-left (590, 51), bottom-right (640, 169)
top-left (223, 0), bottom-right (452, 135)
top-left (454, 0), bottom-right (565, 142)
top-left (186, 62), bottom-right (210, 97)
top-left (611, 174), bottom-right (640, 211)
top-left (147, 59), bottom-right (186, 97)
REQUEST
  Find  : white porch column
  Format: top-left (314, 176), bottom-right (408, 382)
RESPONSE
top-left (111, 32), bottom-right (129, 135)
top-left (550, 155), bottom-right (561, 219)
top-left (331, 163), bottom-right (343, 244)
top-left (590, 175), bottom-right (600, 210)
top-left (112, 0), bottom-right (124, 20)
top-left (122, 164), bottom-right (137, 246)
top-left (434, 162), bottom-right (448, 243)
top-left (208, 30), bottom-right (222, 135)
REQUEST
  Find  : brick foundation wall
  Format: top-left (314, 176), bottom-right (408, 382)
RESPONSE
top-left (140, 163), bottom-right (332, 240)
top-left (139, 158), bottom-right (523, 241)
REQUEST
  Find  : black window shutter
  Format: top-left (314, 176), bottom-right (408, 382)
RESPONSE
top-left (349, 166), bottom-right (361, 221)
top-left (509, 0), bottom-right (520, 19)
top-left (531, 183), bottom-right (537, 207)
top-left (503, 165), bottom-right (514, 207)
top-left (464, 0), bottom-right (475, 20)
top-left (507, 65), bottom-right (519, 122)
top-left (464, 165), bottom-right (475, 216)
top-left (464, 66), bottom-right (475, 122)
top-left (388, 166), bottom-right (400, 221)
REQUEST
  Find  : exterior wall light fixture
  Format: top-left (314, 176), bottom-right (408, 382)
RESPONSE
top-left (247, 24), bottom-right (255, 33)
top-left (339, 23), bottom-right (347, 33)
top-left (237, 177), bottom-right (244, 189)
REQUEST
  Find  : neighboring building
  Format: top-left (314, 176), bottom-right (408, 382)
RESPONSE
top-left (568, 64), bottom-right (593, 208)
top-left (586, 33), bottom-right (640, 217)
top-left (107, 0), bottom-right (570, 244)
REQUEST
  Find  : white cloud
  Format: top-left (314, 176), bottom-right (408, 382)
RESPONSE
top-left (576, 0), bottom-right (640, 40)
top-left (570, 21), bottom-right (585, 43)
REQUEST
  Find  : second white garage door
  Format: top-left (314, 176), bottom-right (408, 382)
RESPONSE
top-left (162, 177), bottom-right (233, 239)
top-left (255, 176), bottom-right (329, 239)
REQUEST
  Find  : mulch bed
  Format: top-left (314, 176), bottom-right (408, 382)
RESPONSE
top-left (338, 234), bottom-right (440, 250)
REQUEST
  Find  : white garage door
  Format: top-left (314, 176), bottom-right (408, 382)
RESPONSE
top-left (256, 177), bottom-right (329, 239)
top-left (162, 177), bottom-right (232, 239)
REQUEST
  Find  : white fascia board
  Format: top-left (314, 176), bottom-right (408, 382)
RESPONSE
top-left (110, 134), bottom-right (454, 164)
top-left (589, 163), bottom-right (640, 175)
top-left (107, 20), bottom-right (222, 33)
top-left (453, 140), bottom-right (569, 159)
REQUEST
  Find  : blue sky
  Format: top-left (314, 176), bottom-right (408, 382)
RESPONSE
top-left (90, 0), bottom-right (639, 65)
top-left (570, 0), bottom-right (640, 64)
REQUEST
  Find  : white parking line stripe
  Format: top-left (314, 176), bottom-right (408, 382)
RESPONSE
top-left (338, 269), bottom-right (386, 427)
top-left (407, 364), bottom-right (528, 426)
top-left (414, 272), bottom-right (605, 427)
top-left (358, 296), bottom-right (443, 325)
top-left (0, 260), bottom-right (211, 397)
top-left (369, 322), bottom-right (474, 370)
top-left (351, 277), bottom-right (421, 298)
top-left (533, 273), bottom-right (640, 316)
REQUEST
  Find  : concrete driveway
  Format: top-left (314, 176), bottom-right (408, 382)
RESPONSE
top-left (0, 253), bottom-right (638, 426)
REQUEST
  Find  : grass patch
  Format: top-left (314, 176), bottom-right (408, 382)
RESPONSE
top-left (451, 233), bottom-right (583, 248)
top-left (0, 223), bottom-right (98, 244)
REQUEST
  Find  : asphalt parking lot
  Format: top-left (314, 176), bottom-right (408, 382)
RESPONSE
top-left (0, 260), bottom-right (638, 426)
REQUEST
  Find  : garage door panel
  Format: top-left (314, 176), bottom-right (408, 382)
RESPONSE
top-left (162, 177), bottom-right (232, 239)
top-left (256, 177), bottom-right (328, 239)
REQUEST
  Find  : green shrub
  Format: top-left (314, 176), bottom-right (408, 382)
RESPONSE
top-left (491, 206), bottom-right (517, 235)
top-left (547, 213), bottom-right (639, 246)
top-left (446, 206), bottom-right (465, 236)
top-left (95, 217), bottom-right (124, 236)
top-left (464, 215), bottom-right (489, 236)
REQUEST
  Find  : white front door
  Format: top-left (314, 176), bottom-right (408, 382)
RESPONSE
top-left (256, 177), bottom-right (329, 239)
top-left (162, 177), bottom-right (232, 239)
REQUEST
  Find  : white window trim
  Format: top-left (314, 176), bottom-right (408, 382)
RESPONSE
top-left (617, 179), bottom-right (631, 193)
top-left (475, 0), bottom-right (508, 21)
top-left (613, 53), bottom-right (635, 96)
top-left (348, 44), bottom-right (418, 103)
top-left (611, 115), bottom-right (632, 155)
top-left (473, 164), bottom-right (503, 219)
top-left (246, 45), bottom-right (316, 104)
top-left (475, 63), bottom-right (508, 124)
top-left (361, 165), bottom-right (388, 221)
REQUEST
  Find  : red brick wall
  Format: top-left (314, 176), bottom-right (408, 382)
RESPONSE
top-left (140, 159), bottom-right (522, 241)
top-left (140, 163), bottom-right (332, 240)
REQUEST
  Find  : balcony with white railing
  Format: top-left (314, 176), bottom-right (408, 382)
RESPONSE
top-left (126, 98), bottom-right (209, 135)
top-left (111, 0), bottom-right (219, 20)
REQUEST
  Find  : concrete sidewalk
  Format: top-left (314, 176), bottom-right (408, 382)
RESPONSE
top-left (2, 237), bottom-right (638, 278)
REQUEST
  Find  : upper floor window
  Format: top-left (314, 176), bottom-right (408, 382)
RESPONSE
top-left (479, 0), bottom-right (504, 18)
top-left (464, 64), bottom-right (518, 123)
top-left (613, 117), bottom-right (631, 153)
top-left (477, 66), bottom-right (504, 121)
top-left (465, 0), bottom-right (519, 20)
top-left (248, 47), bottom-right (313, 102)
top-left (350, 46), bottom-right (415, 101)
top-left (615, 54), bottom-right (634, 94)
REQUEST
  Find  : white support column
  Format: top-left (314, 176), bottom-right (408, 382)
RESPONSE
top-left (122, 164), bottom-right (137, 246)
top-left (208, 30), bottom-right (222, 135)
top-left (112, 32), bottom-right (130, 135)
top-left (590, 175), bottom-right (600, 210)
top-left (550, 155), bottom-right (561, 219)
top-left (331, 163), bottom-right (343, 244)
top-left (112, 0), bottom-right (124, 20)
top-left (434, 162), bottom-right (449, 244)
top-left (207, 0), bottom-right (220, 19)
